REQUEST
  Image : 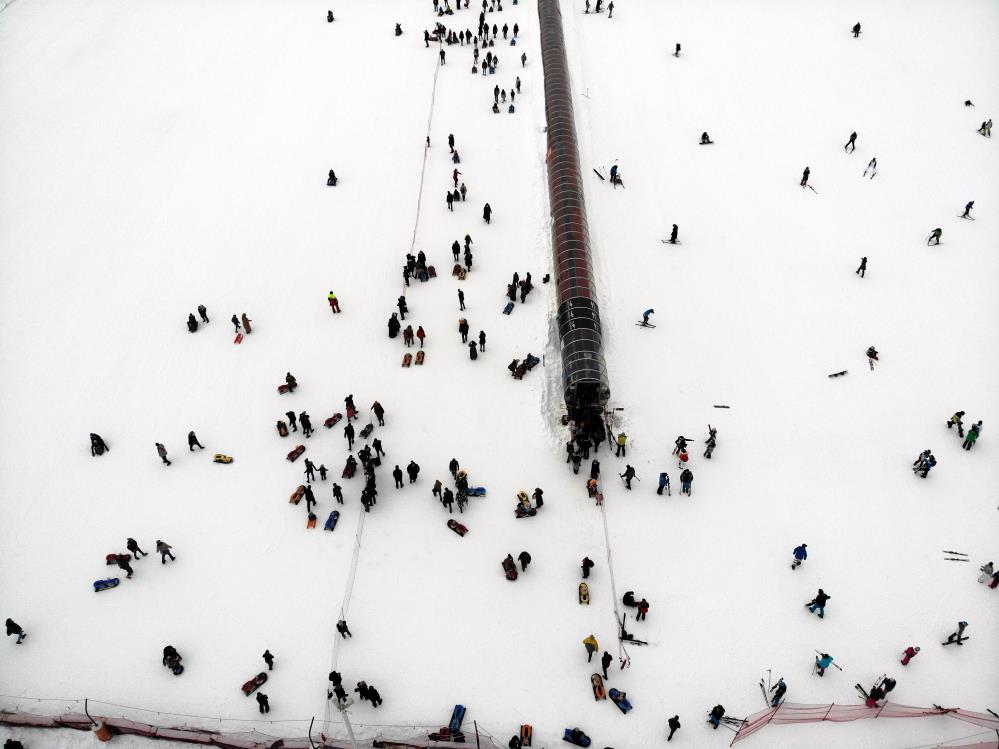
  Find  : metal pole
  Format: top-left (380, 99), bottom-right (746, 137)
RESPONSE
top-left (339, 701), bottom-right (359, 749)
top-left (83, 698), bottom-right (97, 727)
top-left (474, 719), bottom-right (481, 749)
top-left (308, 716), bottom-right (317, 749)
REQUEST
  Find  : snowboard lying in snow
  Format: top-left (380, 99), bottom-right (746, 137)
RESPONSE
top-left (609, 687), bottom-right (633, 713)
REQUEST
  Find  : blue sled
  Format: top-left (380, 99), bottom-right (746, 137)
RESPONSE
top-left (609, 688), bottom-right (633, 714)
top-left (324, 511), bottom-right (340, 531)
top-left (467, 487), bottom-right (487, 497)
top-left (93, 578), bottom-right (120, 592)
top-left (503, 302), bottom-right (514, 315)
top-left (562, 728), bottom-right (591, 747)
top-left (449, 704), bottom-right (466, 733)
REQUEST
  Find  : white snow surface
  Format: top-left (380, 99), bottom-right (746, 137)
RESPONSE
top-left (1, 1), bottom-right (998, 748)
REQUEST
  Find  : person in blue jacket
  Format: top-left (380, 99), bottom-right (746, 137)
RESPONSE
top-left (657, 471), bottom-right (670, 496)
top-left (642, 309), bottom-right (654, 326)
top-left (791, 543), bottom-right (808, 570)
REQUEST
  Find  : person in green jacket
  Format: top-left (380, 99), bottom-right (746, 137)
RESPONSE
top-left (928, 228), bottom-right (942, 246)
top-left (962, 421), bottom-right (981, 450)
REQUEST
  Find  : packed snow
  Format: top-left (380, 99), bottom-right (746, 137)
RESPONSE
top-left (1, 1), bottom-right (997, 748)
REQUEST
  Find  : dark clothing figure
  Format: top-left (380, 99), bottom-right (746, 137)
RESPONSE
top-left (806, 589), bottom-right (831, 618)
top-left (458, 288), bottom-right (465, 309)
top-left (620, 464), bottom-right (636, 489)
top-left (336, 620), bottom-right (352, 638)
top-left (943, 621), bottom-right (969, 645)
top-left (156, 540), bottom-right (175, 564)
top-left (231, 314), bottom-right (241, 333)
top-left (962, 200), bottom-right (974, 218)
top-left (393, 465), bottom-right (404, 489)
top-left (406, 460), bottom-right (420, 483)
top-left (670, 224), bottom-right (678, 243)
top-left (368, 685), bottom-right (382, 707)
top-left (372, 438), bottom-right (385, 457)
top-left (845, 131), bottom-right (857, 152)
top-left (856, 256), bottom-right (867, 277)
top-left (332, 483), bottom-right (344, 504)
top-left (90, 433), bottom-right (108, 456)
top-left (198, 304), bottom-right (209, 323)
top-left (852, 22), bottom-right (861, 37)
top-left (800, 167), bottom-right (810, 187)
top-left (187, 431), bottom-right (204, 450)
top-left (582, 557), bottom-right (594, 578)
top-left (285, 411), bottom-right (297, 431)
top-left (636, 598), bottom-right (650, 620)
top-left (126, 538), bottom-right (147, 557)
top-left (256, 693), bottom-right (269, 713)
top-left (285, 372), bottom-right (297, 391)
top-left (155, 443), bottom-right (171, 466)
top-left (483, 203), bottom-right (492, 223)
top-left (517, 550), bottom-right (532, 571)
top-left (667, 715), bottom-right (680, 741)
top-left (600, 650), bottom-right (613, 679)
top-left (263, 650), bottom-right (274, 670)
top-left (116, 554), bottom-right (134, 578)
top-left (590, 460), bottom-right (600, 480)
top-left (300, 412), bottom-right (313, 437)
top-left (449, 458), bottom-right (460, 477)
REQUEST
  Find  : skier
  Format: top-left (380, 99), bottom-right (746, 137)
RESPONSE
top-left (300, 411), bottom-right (314, 438)
top-left (962, 421), bottom-right (981, 450)
top-left (636, 598), bottom-right (650, 621)
top-left (942, 620), bottom-right (969, 645)
top-left (856, 256), bottom-right (867, 277)
top-left (256, 692), bottom-right (269, 714)
top-left (197, 304), bottom-right (209, 323)
top-left (115, 553), bottom-right (134, 579)
top-left (814, 652), bottom-right (834, 676)
top-left (600, 650), bottom-right (613, 679)
top-left (156, 540), bottom-right (175, 564)
top-left (155, 442), bottom-right (171, 466)
top-left (866, 346), bottom-right (879, 370)
top-left (806, 588), bottom-right (830, 618)
top-left (483, 202), bottom-right (492, 223)
top-left (863, 157), bottom-right (877, 178)
top-left (126, 538), bottom-right (147, 557)
top-left (669, 224), bottom-right (679, 243)
top-left (327, 169), bottom-right (337, 186)
top-left (979, 561), bottom-right (995, 584)
top-left (961, 200), bottom-right (974, 218)
top-left (406, 460), bottom-right (420, 483)
top-left (900, 645), bottom-right (920, 665)
top-left (928, 227), bottom-right (942, 246)
top-left (616, 432), bottom-right (627, 457)
top-left (285, 372), bottom-right (298, 391)
top-left (286, 411), bottom-right (298, 432)
top-left (707, 705), bottom-right (725, 729)
top-left (620, 464), bottom-right (637, 489)
top-left (770, 677), bottom-right (787, 706)
top-left (704, 425), bottom-right (717, 458)
top-left (679, 468), bottom-right (693, 495)
top-left (187, 430), bottom-right (204, 451)
top-left (657, 471), bottom-right (670, 496)
top-left (791, 543), bottom-right (808, 570)
top-left (240, 313), bottom-right (252, 334)
top-left (582, 634), bottom-right (599, 662)
top-left (700, 132), bottom-right (712, 144)
top-left (231, 314), bottom-right (241, 333)
top-left (800, 166), bottom-right (810, 187)
top-left (667, 715), bottom-right (681, 741)
top-left (852, 22), bottom-right (861, 37)
top-left (517, 550), bottom-right (531, 572)
top-left (844, 131), bottom-right (857, 152)
top-left (393, 465), bottom-right (404, 489)
top-left (641, 308), bottom-right (654, 326)
top-left (328, 291), bottom-right (340, 313)
top-left (262, 650), bottom-right (274, 670)
top-left (90, 433), bottom-right (109, 456)
top-left (673, 43), bottom-right (681, 57)
top-left (458, 288), bottom-right (465, 310)
top-left (187, 313), bottom-right (198, 333)
top-left (336, 620), bottom-right (352, 638)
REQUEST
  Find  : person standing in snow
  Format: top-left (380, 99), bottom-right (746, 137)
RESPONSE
top-left (900, 645), bottom-right (920, 665)
top-left (867, 346), bottom-right (879, 370)
top-left (262, 650), bottom-right (274, 670)
top-left (458, 288), bottom-right (465, 310)
top-left (669, 224), bottom-right (679, 244)
top-left (303, 484), bottom-right (317, 513)
top-left (942, 620), bottom-right (969, 645)
top-left (582, 556), bottom-right (594, 578)
top-left (156, 540), bottom-right (175, 564)
top-left (332, 483), bottom-right (344, 504)
top-left (187, 431), bottom-right (204, 451)
top-left (791, 543), bottom-right (808, 570)
top-left (483, 203), bottom-right (492, 223)
top-left (800, 167), bottom-right (810, 187)
top-left (393, 465), bottom-right (404, 489)
top-left (336, 620), bottom-right (352, 638)
top-left (616, 432), bottom-right (627, 457)
top-left (344, 422), bottom-right (355, 450)
top-left (318, 464), bottom-right (328, 480)
top-left (636, 598), bottom-right (650, 620)
top-left (814, 652), bottom-right (834, 676)
top-left (328, 291), bottom-right (341, 313)
top-left (5, 618), bottom-right (26, 644)
top-left (240, 313), bottom-right (252, 334)
top-left (844, 131), bottom-right (857, 152)
top-left (979, 561), bottom-right (995, 584)
top-left (770, 677), bottom-right (787, 706)
top-left (198, 304), bottom-right (209, 323)
top-left (620, 464), bottom-right (637, 489)
top-left (641, 308), bottom-right (654, 326)
top-left (304, 458), bottom-right (317, 483)
top-left (446, 191), bottom-right (455, 211)
top-left (115, 553), bottom-right (134, 579)
top-left (518, 550), bottom-right (532, 572)
top-left (928, 227), bottom-right (942, 245)
top-left (704, 425), bottom-right (717, 458)
top-left (256, 692), bottom-right (270, 714)
top-left (300, 411), bottom-right (313, 438)
top-left (962, 421), bottom-right (982, 450)
top-left (679, 468), bottom-right (693, 495)
top-left (961, 200), bottom-right (974, 218)
top-left (852, 22), bottom-right (861, 37)
top-left (946, 410), bottom-right (965, 436)
top-left (806, 588), bottom-right (830, 618)
top-left (667, 715), bottom-right (681, 741)
top-left (155, 443), bottom-right (171, 466)
top-left (582, 634), bottom-right (599, 662)
top-left (285, 411), bottom-right (298, 432)
top-left (863, 157), bottom-right (877, 178)
top-left (600, 650), bottom-right (613, 679)
top-left (126, 537), bottom-right (147, 558)
top-left (856, 256), bottom-right (867, 277)
top-left (657, 471), bottom-right (670, 496)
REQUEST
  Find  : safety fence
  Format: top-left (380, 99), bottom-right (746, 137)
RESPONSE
top-left (730, 701), bottom-right (999, 746)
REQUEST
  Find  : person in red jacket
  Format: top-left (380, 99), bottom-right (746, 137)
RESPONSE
top-left (900, 645), bottom-right (920, 665)
top-left (636, 598), bottom-right (650, 621)
top-left (416, 326), bottom-right (426, 347)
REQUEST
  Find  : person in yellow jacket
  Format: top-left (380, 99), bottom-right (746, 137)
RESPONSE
top-left (616, 432), bottom-right (627, 457)
top-left (328, 291), bottom-right (341, 313)
top-left (582, 635), bottom-right (599, 662)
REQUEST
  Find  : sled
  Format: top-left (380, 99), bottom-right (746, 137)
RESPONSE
top-left (402, 353), bottom-right (413, 367)
top-left (290, 485), bottom-right (306, 504)
top-left (579, 582), bottom-right (590, 605)
top-left (169, 663), bottom-right (184, 675)
top-left (428, 265), bottom-right (437, 278)
top-left (287, 445), bottom-right (306, 462)
top-left (307, 512), bottom-right (317, 529)
top-left (590, 673), bottom-right (606, 700)
top-left (828, 370), bottom-right (848, 378)
top-left (447, 519), bottom-right (468, 536)
top-left (277, 420), bottom-right (289, 437)
top-left (466, 486), bottom-right (487, 497)
top-left (609, 688), bottom-right (633, 714)
top-left (213, 454), bottom-right (233, 464)
top-left (519, 724), bottom-right (532, 746)
top-left (359, 424), bottom-right (374, 439)
top-left (452, 264), bottom-right (463, 276)
top-left (562, 728), bottom-right (591, 747)
top-left (449, 704), bottom-right (466, 733)
top-left (277, 384), bottom-right (292, 394)
top-left (502, 557), bottom-right (519, 580)
top-left (503, 302), bottom-right (514, 315)
top-left (234, 333), bottom-right (243, 344)
top-left (415, 351), bottom-right (425, 365)
top-left (342, 462), bottom-right (356, 479)
top-left (324, 511), bottom-right (340, 531)
top-left (93, 578), bottom-right (120, 592)
top-left (324, 413), bottom-right (343, 429)
top-left (241, 672), bottom-right (268, 696)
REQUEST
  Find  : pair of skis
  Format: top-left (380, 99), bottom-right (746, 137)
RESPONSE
top-left (758, 670), bottom-right (783, 708)
top-left (943, 550), bottom-right (969, 562)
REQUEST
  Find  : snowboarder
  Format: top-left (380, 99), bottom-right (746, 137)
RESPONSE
top-left (256, 692), bottom-right (269, 714)
top-left (667, 715), bottom-right (681, 741)
top-left (806, 588), bottom-right (830, 618)
top-left (962, 421), bottom-right (981, 450)
top-left (187, 431), bottom-right (204, 451)
top-left (770, 677), bottom-right (787, 706)
top-left (616, 432), bottom-right (627, 457)
top-left (517, 550), bottom-right (531, 571)
top-left (483, 202), bottom-right (492, 223)
top-left (156, 540), bottom-right (175, 565)
top-left (406, 460), bottom-right (420, 483)
top-left (620, 464), bottom-right (636, 489)
top-left (800, 166), bottom-right (810, 187)
top-left (844, 131), bottom-right (857, 152)
top-left (961, 200), bottom-right (974, 218)
top-left (928, 227), bottom-right (942, 245)
top-left (300, 412), bottom-right (313, 438)
top-left (852, 22), bottom-right (861, 37)
top-left (90, 433), bottom-right (108, 456)
top-left (155, 442), bottom-right (171, 466)
top-left (856, 256), bottom-right (867, 277)
top-left (286, 411), bottom-right (298, 432)
top-left (328, 291), bottom-right (340, 313)
top-left (126, 538), bottom-right (147, 557)
top-left (600, 650), bottom-right (613, 678)
top-left (814, 652), bottom-right (834, 676)
top-left (901, 645), bottom-right (920, 665)
top-left (636, 598), bottom-right (650, 621)
top-left (240, 313), bottom-right (252, 334)
top-left (231, 314), bottom-right (241, 333)
top-left (197, 304), bottom-right (209, 323)
top-left (679, 468), bottom-right (693, 495)
top-left (336, 620), bottom-right (352, 638)
top-left (791, 543), bottom-right (808, 570)
top-left (115, 553), bottom-right (134, 579)
top-left (641, 309), bottom-right (654, 326)
top-left (582, 634), bottom-right (599, 662)
top-left (942, 620), bottom-right (969, 645)
top-left (262, 650), bottom-right (274, 670)
top-left (393, 465), bottom-right (404, 489)
top-left (657, 471), bottom-right (670, 496)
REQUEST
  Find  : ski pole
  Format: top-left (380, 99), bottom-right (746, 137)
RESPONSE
top-left (814, 650), bottom-right (844, 670)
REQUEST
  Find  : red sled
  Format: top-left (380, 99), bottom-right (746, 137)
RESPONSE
top-left (447, 519), bottom-right (468, 536)
top-left (234, 333), bottom-right (243, 344)
top-left (241, 672), bottom-right (268, 696)
top-left (502, 557), bottom-right (518, 581)
top-left (324, 413), bottom-right (343, 429)
top-left (415, 351), bottom-right (425, 365)
top-left (342, 462), bottom-right (356, 479)
top-left (428, 265), bottom-right (437, 278)
top-left (402, 353), bottom-right (413, 367)
top-left (287, 445), bottom-right (305, 462)
top-left (306, 512), bottom-right (317, 529)
top-left (277, 384), bottom-right (291, 394)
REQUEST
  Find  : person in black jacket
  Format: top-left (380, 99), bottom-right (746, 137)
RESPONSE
top-left (90, 433), bottom-right (109, 456)
top-left (367, 685), bottom-right (382, 707)
top-left (262, 650), bottom-right (274, 670)
top-left (336, 620), bottom-right (352, 638)
top-left (600, 650), bottom-right (613, 679)
top-left (667, 715), bottom-right (681, 741)
top-left (188, 430), bottom-right (205, 451)
top-left (300, 412), bottom-right (314, 438)
top-left (483, 202), bottom-right (492, 223)
top-left (6, 618), bottom-right (26, 644)
top-left (582, 557), bottom-right (594, 578)
top-left (407, 460), bottom-right (420, 483)
top-left (518, 550), bottom-right (531, 571)
top-left (256, 692), bottom-right (270, 713)
top-left (393, 465), bottom-right (404, 489)
top-left (344, 422), bottom-right (355, 449)
top-left (449, 458), bottom-right (460, 477)
top-left (806, 588), bottom-right (831, 618)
